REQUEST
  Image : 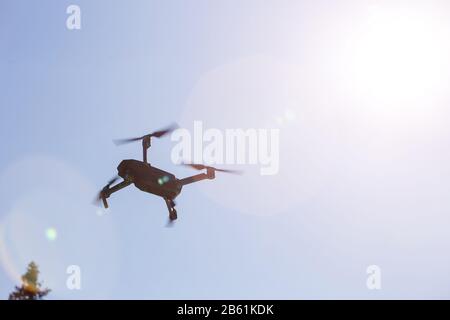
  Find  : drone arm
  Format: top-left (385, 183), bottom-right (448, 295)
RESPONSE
top-left (179, 169), bottom-right (215, 186)
top-left (107, 180), bottom-right (132, 194)
top-left (143, 146), bottom-right (147, 164)
top-left (179, 174), bottom-right (207, 186)
top-left (101, 179), bottom-right (132, 208)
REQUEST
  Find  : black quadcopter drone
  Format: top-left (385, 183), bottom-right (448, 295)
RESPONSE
top-left (95, 125), bottom-right (241, 224)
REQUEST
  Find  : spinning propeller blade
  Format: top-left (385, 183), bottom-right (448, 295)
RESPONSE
top-left (112, 137), bottom-right (142, 145)
top-left (106, 176), bottom-right (119, 186)
top-left (113, 124), bottom-right (178, 146)
top-left (93, 175), bottom-right (119, 206)
top-left (182, 163), bottom-right (243, 175)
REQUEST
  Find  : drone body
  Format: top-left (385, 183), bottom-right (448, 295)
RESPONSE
top-left (96, 125), bottom-right (240, 224)
top-left (118, 159), bottom-right (182, 199)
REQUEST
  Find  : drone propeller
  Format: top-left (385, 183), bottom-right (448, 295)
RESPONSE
top-left (113, 124), bottom-right (178, 146)
top-left (106, 176), bottom-right (120, 186)
top-left (182, 163), bottom-right (243, 175)
top-left (93, 175), bottom-right (119, 206)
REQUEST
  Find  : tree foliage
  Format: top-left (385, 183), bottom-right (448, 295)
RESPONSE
top-left (8, 261), bottom-right (50, 300)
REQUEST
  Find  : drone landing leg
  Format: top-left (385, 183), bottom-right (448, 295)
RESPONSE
top-left (164, 198), bottom-right (177, 221)
top-left (101, 180), bottom-right (132, 208)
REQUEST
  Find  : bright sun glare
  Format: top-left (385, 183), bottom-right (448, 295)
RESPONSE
top-left (346, 5), bottom-right (449, 107)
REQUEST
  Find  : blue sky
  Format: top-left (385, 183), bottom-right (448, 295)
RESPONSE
top-left (2, 0), bottom-right (450, 299)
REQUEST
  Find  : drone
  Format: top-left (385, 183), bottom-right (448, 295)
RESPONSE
top-left (95, 124), bottom-right (241, 224)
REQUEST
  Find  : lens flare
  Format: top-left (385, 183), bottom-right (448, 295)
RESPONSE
top-left (45, 228), bottom-right (57, 241)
